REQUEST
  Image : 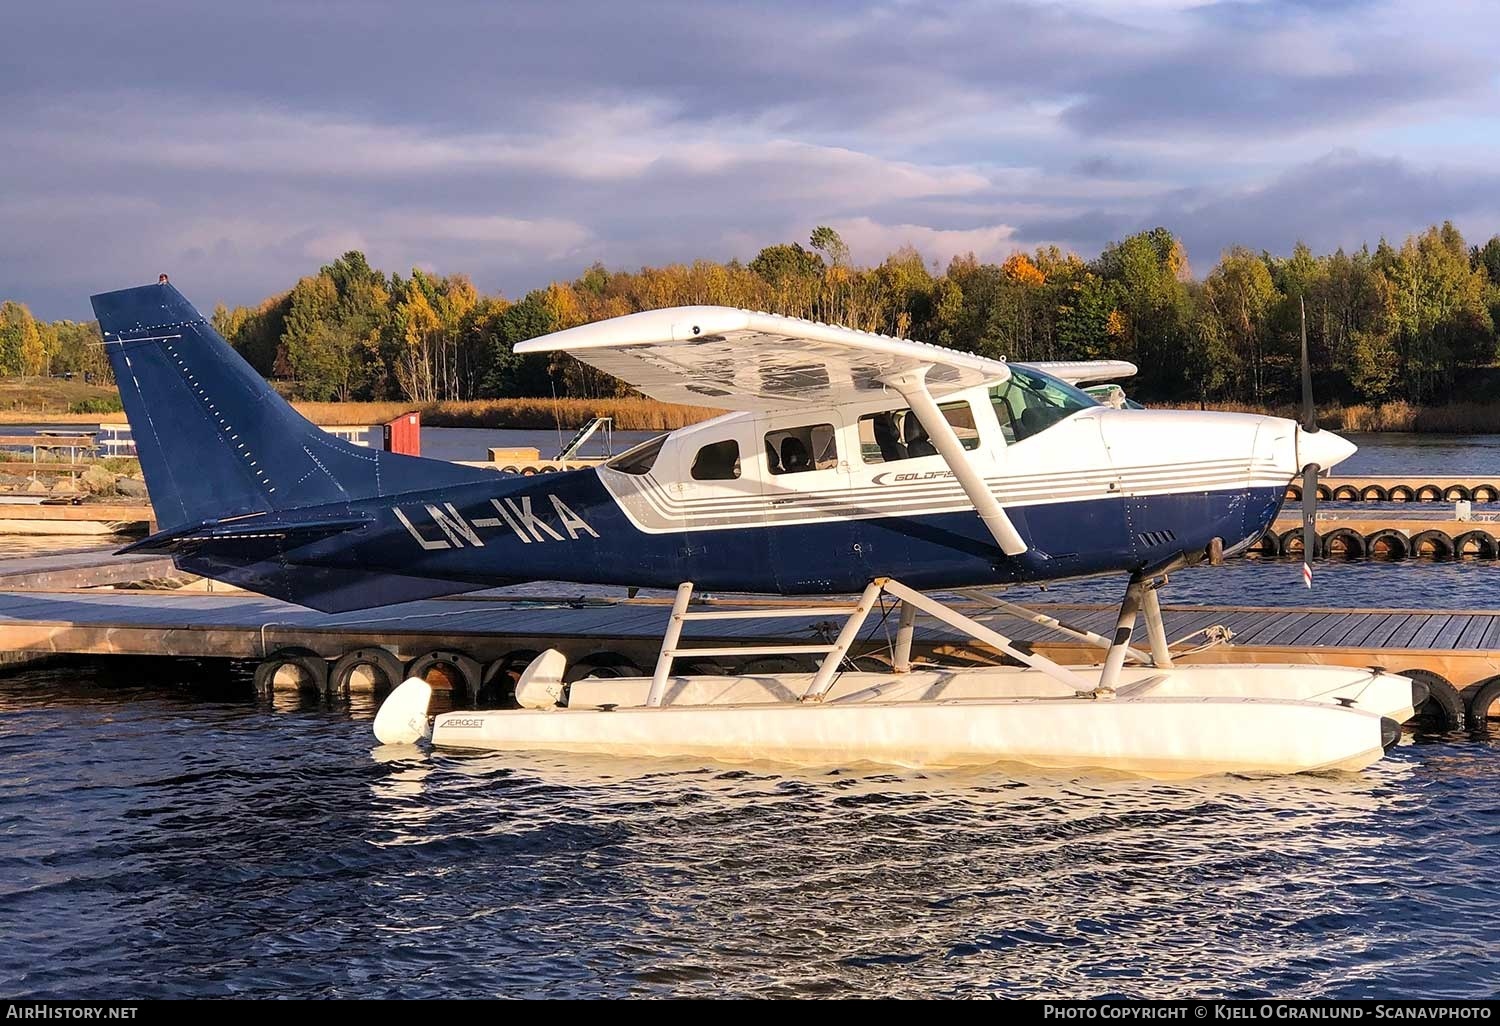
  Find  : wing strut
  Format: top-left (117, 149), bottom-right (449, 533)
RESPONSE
top-left (881, 366), bottom-right (1028, 556)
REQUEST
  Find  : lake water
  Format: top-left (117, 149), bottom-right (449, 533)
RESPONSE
top-left (4, 430), bottom-right (1500, 998)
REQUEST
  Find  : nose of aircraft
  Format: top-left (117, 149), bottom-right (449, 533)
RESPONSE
top-left (1297, 427), bottom-right (1356, 471)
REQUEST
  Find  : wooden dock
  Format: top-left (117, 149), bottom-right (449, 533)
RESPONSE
top-left (0, 587), bottom-right (1495, 698)
top-left (1292, 476), bottom-right (1500, 502)
top-left (0, 548), bottom-right (179, 589)
top-left (0, 502), bottom-right (155, 535)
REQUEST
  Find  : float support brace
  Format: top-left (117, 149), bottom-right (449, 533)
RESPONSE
top-left (881, 578), bottom-right (1092, 691)
top-left (958, 590), bottom-right (1153, 664)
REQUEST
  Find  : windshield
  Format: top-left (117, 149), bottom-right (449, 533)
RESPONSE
top-left (991, 365), bottom-right (1098, 444)
top-left (604, 434), bottom-right (667, 475)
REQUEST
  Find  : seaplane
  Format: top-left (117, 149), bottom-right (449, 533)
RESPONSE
top-left (90, 280), bottom-right (1415, 778)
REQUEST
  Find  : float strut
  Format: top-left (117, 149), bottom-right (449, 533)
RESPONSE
top-left (892, 600), bottom-right (917, 673)
top-left (803, 580), bottom-right (884, 702)
top-left (1100, 576), bottom-right (1146, 691)
top-left (1141, 580), bottom-right (1174, 669)
top-left (647, 582), bottom-right (695, 706)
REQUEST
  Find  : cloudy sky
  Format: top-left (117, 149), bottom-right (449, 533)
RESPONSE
top-left (4, 0), bottom-right (1498, 318)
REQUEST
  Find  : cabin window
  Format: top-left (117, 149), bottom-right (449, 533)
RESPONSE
top-left (764, 423), bottom-right (838, 475)
top-left (990, 366), bottom-right (1096, 444)
top-left (691, 439), bottom-right (742, 481)
top-left (605, 434), bottom-right (667, 475)
top-left (858, 402), bottom-right (979, 463)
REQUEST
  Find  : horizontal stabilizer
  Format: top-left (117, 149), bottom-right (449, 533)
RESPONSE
top-left (120, 513), bottom-right (373, 554)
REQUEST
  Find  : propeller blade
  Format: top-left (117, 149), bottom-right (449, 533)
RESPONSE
top-left (1301, 462), bottom-right (1319, 588)
top-left (1298, 296), bottom-right (1320, 588)
top-left (1299, 296), bottom-right (1317, 433)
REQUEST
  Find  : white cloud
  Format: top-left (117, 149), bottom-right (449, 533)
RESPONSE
top-left (832, 217), bottom-right (1024, 267)
top-left (3, 0), bottom-right (1499, 318)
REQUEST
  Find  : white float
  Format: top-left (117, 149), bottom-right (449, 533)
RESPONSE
top-left (374, 576), bottom-right (1413, 778)
top-left (421, 689), bottom-right (1394, 778)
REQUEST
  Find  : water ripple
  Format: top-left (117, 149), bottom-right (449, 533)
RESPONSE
top-left (2, 666), bottom-right (1498, 998)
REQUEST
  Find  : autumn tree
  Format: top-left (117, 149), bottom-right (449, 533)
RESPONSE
top-left (0, 301), bottom-right (42, 376)
top-left (1201, 247), bottom-right (1280, 401)
top-left (1380, 222), bottom-right (1494, 401)
top-left (1094, 229), bottom-right (1194, 397)
top-left (479, 289), bottom-right (565, 398)
top-left (48, 320), bottom-right (110, 383)
top-left (809, 226), bottom-right (849, 268)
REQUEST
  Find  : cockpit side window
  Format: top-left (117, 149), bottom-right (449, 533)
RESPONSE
top-left (605, 434), bottom-right (667, 475)
top-left (765, 423), bottom-right (838, 475)
top-left (858, 401), bottom-right (979, 464)
top-left (991, 366), bottom-right (1097, 444)
top-left (690, 439), bottom-right (741, 481)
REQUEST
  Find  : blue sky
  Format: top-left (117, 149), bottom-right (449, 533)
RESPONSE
top-left (4, 0), bottom-right (1498, 319)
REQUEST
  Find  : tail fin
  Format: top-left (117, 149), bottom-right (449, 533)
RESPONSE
top-left (91, 281), bottom-right (489, 532)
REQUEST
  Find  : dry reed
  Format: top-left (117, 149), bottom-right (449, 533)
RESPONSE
top-left (1176, 400), bottom-right (1500, 433)
top-left (290, 397), bottom-right (724, 431)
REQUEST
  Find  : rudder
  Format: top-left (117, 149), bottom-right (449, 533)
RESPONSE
top-left (91, 280), bottom-right (489, 531)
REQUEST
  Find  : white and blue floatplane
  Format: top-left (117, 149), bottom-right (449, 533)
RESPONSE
top-left (89, 282), bottom-right (1411, 777)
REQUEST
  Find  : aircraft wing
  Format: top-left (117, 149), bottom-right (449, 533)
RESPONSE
top-left (514, 306), bottom-right (1011, 411)
top-left (1019, 360), bottom-right (1138, 385)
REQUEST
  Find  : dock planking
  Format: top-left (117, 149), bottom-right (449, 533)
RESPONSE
top-left (0, 548), bottom-right (179, 590)
top-left (0, 588), bottom-right (1497, 685)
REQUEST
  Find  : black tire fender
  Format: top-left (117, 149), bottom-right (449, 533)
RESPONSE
top-left (1364, 529), bottom-right (1409, 560)
top-left (563, 651), bottom-right (645, 684)
top-left (1410, 530), bottom-right (1454, 561)
top-left (407, 650), bottom-right (483, 705)
top-left (254, 649), bottom-right (330, 695)
top-left (1278, 527), bottom-right (1317, 559)
top-left (1454, 531), bottom-right (1497, 559)
top-left (1465, 674), bottom-right (1500, 730)
top-left (1399, 668), bottom-right (1463, 732)
top-left (1321, 527), bottom-right (1366, 559)
top-left (1250, 530), bottom-right (1281, 557)
top-left (328, 647), bottom-right (405, 696)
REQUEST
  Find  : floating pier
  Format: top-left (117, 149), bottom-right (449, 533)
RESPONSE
top-left (0, 548), bottom-right (179, 589)
top-left (1290, 477), bottom-right (1500, 502)
top-left (0, 576), bottom-right (1493, 727)
top-left (1264, 512), bottom-right (1500, 559)
top-left (0, 502), bottom-right (155, 536)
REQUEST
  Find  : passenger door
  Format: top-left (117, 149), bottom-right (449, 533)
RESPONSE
top-left (760, 412), bottom-right (860, 591)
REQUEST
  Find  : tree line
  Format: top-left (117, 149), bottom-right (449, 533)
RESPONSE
top-left (0, 303), bottom-right (114, 385)
top-left (4, 222), bottom-right (1499, 409)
